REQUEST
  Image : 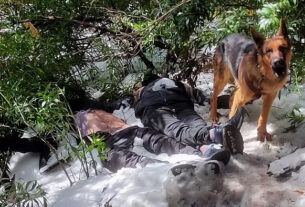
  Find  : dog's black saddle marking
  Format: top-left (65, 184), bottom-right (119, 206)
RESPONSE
top-left (217, 34), bottom-right (256, 79)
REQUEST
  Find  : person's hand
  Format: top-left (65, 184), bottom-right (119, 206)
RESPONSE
top-left (107, 96), bottom-right (135, 112)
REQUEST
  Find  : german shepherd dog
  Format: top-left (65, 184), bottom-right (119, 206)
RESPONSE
top-left (210, 20), bottom-right (292, 142)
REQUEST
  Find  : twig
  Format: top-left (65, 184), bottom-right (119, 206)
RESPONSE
top-left (13, 98), bottom-right (75, 186)
top-left (155, 0), bottom-right (163, 13)
top-left (49, 134), bottom-right (74, 186)
top-left (146, 0), bottom-right (191, 32)
top-left (61, 90), bottom-right (91, 179)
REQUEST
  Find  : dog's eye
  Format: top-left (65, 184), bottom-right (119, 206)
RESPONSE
top-left (279, 46), bottom-right (287, 53)
top-left (266, 48), bottom-right (272, 54)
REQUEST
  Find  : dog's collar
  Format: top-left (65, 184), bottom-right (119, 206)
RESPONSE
top-left (244, 64), bottom-right (265, 102)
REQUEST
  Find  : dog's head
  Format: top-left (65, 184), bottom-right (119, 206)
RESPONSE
top-left (251, 19), bottom-right (292, 79)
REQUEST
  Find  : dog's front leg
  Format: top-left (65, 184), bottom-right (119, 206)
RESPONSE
top-left (229, 88), bottom-right (247, 118)
top-left (257, 92), bottom-right (277, 142)
top-left (210, 92), bottom-right (219, 122)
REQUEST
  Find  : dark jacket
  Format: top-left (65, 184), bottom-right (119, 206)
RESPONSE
top-left (135, 78), bottom-right (194, 117)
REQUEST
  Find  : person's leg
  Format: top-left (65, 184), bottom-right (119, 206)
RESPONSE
top-left (137, 127), bottom-right (231, 165)
top-left (138, 127), bottom-right (202, 156)
top-left (209, 107), bottom-right (245, 154)
top-left (176, 106), bottom-right (244, 154)
top-left (141, 108), bottom-right (211, 148)
top-left (102, 126), bottom-right (165, 172)
top-left (175, 106), bottom-right (207, 128)
top-left (142, 106), bottom-right (245, 154)
top-left (103, 149), bottom-right (163, 173)
top-left (0, 135), bottom-right (59, 173)
top-left (104, 126), bottom-right (230, 170)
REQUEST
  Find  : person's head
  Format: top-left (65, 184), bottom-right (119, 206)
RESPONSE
top-left (132, 72), bottom-right (160, 106)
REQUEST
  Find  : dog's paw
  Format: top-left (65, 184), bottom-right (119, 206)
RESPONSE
top-left (209, 114), bottom-right (219, 122)
top-left (257, 131), bottom-right (272, 142)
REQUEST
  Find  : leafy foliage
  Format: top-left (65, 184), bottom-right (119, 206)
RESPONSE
top-left (283, 105), bottom-right (305, 132)
top-left (0, 180), bottom-right (47, 207)
top-left (87, 135), bottom-right (109, 162)
top-left (0, 0), bottom-right (305, 202)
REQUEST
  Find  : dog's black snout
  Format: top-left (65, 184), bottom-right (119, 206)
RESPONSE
top-left (272, 59), bottom-right (285, 68)
top-left (272, 58), bottom-right (286, 77)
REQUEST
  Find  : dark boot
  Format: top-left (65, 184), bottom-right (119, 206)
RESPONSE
top-left (226, 107), bottom-right (245, 130)
top-left (200, 144), bottom-right (231, 165)
top-left (209, 107), bottom-right (244, 154)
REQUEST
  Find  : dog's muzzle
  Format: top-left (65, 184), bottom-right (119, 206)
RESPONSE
top-left (272, 58), bottom-right (287, 78)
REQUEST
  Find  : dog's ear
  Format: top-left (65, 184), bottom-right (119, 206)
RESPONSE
top-left (277, 19), bottom-right (288, 39)
top-left (250, 27), bottom-right (265, 50)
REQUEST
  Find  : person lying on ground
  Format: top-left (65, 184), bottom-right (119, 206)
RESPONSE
top-left (0, 107), bottom-right (230, 176)
top-left (132, 76), bottom-right (245, 155)
top-left (74, 109), bottom-right (231, 173)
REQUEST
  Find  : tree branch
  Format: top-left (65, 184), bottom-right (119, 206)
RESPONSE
top-left (146, 0), bottom-right (191, 32)
top-left (20, 15), bottom-right (156, 70)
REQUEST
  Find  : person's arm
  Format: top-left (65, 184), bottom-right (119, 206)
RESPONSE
top-left (105, 95), bottom-right (135, 113)
top-left (106, 87), bottom-right (143, 112)
top-left (181, 82), bottom-right (207, 105)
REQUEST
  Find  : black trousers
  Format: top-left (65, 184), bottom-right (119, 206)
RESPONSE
top-left (0, 126), bottom-right (204, 173)
top-left (140, 103), bottom-right (211, 149)
top-left (103, 126), bottom-right (202, 172)
top-left (0, 136), bottom-right (57, 170)
top-left (0, 137), bottom-right (45, 153)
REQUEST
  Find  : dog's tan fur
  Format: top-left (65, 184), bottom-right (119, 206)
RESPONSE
top-left (210, 20), bottom-right (292, 141)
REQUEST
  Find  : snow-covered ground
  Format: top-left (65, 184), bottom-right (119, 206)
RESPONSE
top-left (10, 73), bottom-right (305, 207)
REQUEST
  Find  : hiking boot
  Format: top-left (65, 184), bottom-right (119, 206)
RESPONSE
top-left (169, 160), bottom-right (222, 178)
top-left (199, 144), bottom-right (231, 165)
top-left (170, 163), bottom-right (196, 177)
top-left (210, 124), bottom-right (244, 154)
top-left (209, 108), bottom-right (244, 154)
top-left (39, 151), bottom-right (63, 173)
top-left (202, 160), bottom-right (221, 175)
top-left (226, 107), bottom-right (245, 130)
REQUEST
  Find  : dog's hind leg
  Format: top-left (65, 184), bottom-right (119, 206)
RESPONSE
top-left (210, 52), bottom-right (231, 122)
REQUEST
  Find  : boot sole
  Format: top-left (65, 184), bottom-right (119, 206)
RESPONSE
top-left (223, 124), bottom-right (244, 154)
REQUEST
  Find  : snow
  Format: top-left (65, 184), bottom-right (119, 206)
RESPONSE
top-left (9, 72), bottom-right (305, 207)
top-left (268, 148), bottom-right (305, 177)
